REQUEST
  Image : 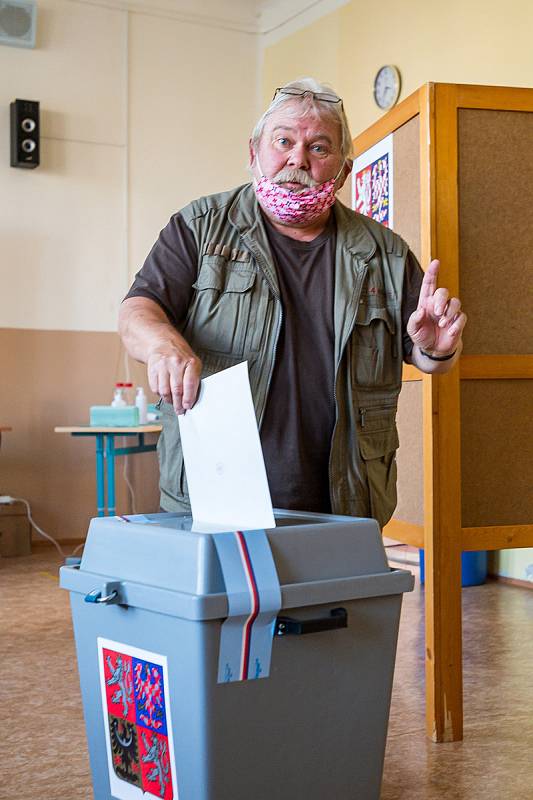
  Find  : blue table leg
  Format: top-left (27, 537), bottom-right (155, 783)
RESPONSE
top-left (95, 433), bottom-right (105, 517)
top-left (71, 430), bottom-right (158, 517)
top-left (106, 435), bottom-right (116, 516)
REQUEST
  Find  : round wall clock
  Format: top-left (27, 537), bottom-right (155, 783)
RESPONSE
top-left (373, 65), bottom-right (401, 110)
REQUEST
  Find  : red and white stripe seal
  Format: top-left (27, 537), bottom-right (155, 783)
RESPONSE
top-left (234, 531), bottom-right (260, 680)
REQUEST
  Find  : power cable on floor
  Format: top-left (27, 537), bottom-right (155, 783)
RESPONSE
top-left (123, 440), bottom-right (138, 515)
top-left (0, 496), bottom-right (83, 560)
top-left (122, 350), bottom-right (138, 515)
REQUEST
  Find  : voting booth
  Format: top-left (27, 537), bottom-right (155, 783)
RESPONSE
top-left (61, 510), bottom-right (413, 800)
top-left (351, 82), bottom-right (533, 741)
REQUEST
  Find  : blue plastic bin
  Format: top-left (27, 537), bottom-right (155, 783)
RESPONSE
top-left (419, 549), bottom-right (488, 587)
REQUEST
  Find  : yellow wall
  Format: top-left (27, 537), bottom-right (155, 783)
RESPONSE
top-left (262, 0), bottom-right (533, 134)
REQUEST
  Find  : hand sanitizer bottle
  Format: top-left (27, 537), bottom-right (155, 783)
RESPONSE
top-left (135, 386), bottom-right (148, 424)
top-left (124, 382), bottom-right (134, 405)
top-left (111, 383), bottom-right (127, 407)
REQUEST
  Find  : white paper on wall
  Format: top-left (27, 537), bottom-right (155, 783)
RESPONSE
top-left (352, 133), bottom-right (394, 228)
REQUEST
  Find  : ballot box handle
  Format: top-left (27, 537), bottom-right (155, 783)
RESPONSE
top-left (84, 581), bottom-right (122, 605)
top-left (275, 607), bottom-right (347, 636)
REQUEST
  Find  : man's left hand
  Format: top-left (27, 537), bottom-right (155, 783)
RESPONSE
top-left (407, 259), bottom-right (467, 358)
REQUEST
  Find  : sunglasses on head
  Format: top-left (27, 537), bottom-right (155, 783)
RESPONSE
top-left (273, 87), bottom-right (344, 110)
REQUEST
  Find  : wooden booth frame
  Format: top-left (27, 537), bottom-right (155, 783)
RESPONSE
top-left (352, 83), bottom-right (533, 743)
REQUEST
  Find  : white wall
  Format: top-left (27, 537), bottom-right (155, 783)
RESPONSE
top-left (0, 0), bottom-right (258, 332)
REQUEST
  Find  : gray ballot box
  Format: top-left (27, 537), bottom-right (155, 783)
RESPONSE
top-left (60, 510), bottom-right (413, 800)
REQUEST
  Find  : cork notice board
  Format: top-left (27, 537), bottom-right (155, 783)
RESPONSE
top-left (395, 380), bottom-right (424, 525)
top-left (393, 114), bottom-right (424, 525)
top-left (458, 109), bottom-right (533, 355)
top-left (393, 115), bottom-right (421, 262)
top-left (461, 380), bottom-right (533, 527)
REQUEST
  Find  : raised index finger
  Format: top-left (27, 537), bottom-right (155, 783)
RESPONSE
top-left (417, 259), bottom-right (440, 309)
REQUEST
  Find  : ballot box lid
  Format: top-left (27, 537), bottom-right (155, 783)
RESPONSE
top-left (60, 510), bottom-right (413, 619)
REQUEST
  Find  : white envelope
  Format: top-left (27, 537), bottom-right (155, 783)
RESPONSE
top-left (178, 361), bottom-right (275, 533)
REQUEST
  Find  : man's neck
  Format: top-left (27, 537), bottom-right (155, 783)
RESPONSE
top-left (261, 207), bottom-right (333, 242)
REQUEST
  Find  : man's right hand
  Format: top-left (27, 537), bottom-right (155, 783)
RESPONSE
top-left (118, 296), bottom-right (202, 415)
top-left (147, 346), bottom-right (202, 415)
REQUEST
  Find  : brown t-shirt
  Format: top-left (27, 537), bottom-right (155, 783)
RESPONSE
top-left (125, 208), bottom-right (423, 513)
top-left (260, 214), bottom-right (336, 512)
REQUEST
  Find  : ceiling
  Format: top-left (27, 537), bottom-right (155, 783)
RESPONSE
top-left (71, 0), bottom-right (344, 35)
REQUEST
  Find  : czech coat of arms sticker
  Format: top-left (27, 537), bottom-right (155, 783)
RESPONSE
top-left (98, 638), bottom-right (178, 799)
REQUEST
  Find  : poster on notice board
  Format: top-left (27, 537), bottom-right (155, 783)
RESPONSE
top-left (352, 133), bottom-right (394, 228)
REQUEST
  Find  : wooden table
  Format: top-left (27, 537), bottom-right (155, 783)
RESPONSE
top-left (55, 425), bottom-right (162, 516)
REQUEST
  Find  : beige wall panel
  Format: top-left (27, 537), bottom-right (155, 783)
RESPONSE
top-left (0, 0), bottom-right (126, 145)
top-left (461, 380), bottom-right (533, 527)
top-left (128, 14), bottom-right (258, 278)
top-left (392, 115), bottom-right (421, 262)
top-left (395, 380), bottom-right (424, 525)
top-left (458, 109), bottom-right (533, 355)
top-left (0, 138), bottom-right (126, 331)
top-left (0, 329), bottom-right (160, 542)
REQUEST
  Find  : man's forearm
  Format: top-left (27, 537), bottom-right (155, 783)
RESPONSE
top-left (119, 297), bottom-right (202, 413)
top-left (119, 297), bottom-right (193, 364)
top-left (408, 340), bottom-right (463, 374)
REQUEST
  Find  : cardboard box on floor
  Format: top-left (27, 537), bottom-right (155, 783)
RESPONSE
top-left (0, 501), bottom-right (31, 556)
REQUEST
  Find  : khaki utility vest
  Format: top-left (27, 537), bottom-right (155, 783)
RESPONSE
top-left (158, 184), bottom-right (408, 528)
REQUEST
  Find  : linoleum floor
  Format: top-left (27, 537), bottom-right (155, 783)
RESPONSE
top-left (1, 550), bottom-right (532, 800)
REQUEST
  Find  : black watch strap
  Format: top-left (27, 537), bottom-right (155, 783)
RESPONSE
top-left (419, 348), bottom-right (457, 362)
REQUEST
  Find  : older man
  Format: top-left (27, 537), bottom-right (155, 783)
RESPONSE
top-left (119, 78), bottom-right (466, 527)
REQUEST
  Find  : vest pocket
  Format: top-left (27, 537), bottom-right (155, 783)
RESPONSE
top-left (352, 304), bottom-right (396, 387)
top-left (247, 285), bottom-right (271, 353)
top-left (358, 412), bottom-right (399, 528)
top-left (198, 350), bottom-right (243, 377)
top-left (188, 257), bottom-right (256, 357)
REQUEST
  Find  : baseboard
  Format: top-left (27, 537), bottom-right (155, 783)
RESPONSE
top-left (32, 539), bottom-right (85, 550)
top-left (489, 574), bottom-right (533, 590)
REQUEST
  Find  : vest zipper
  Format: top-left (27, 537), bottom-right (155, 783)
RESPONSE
top-left (328, 260), bottom-right (370, 511)
top-left (259, 302), bottom-right (283, 429)
top-left (240, 238), bottom-right (282, 429)
top-left (359, 402), bottom-right (397, 428)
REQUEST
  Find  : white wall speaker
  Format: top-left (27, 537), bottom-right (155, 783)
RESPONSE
top-left (0, 0), bottom-right (37, 49)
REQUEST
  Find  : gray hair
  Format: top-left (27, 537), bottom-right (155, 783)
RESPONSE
top-left (251, 77), bottom-right (353, 161)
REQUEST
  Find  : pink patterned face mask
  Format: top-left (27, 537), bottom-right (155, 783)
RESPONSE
top-left (254, 161), bottom-right (345, 225)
